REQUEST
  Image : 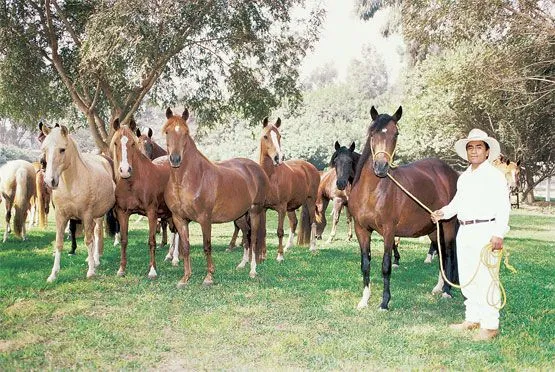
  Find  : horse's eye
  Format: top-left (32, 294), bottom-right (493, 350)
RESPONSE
top-left (264, 135), bottom-right (268, 139)
top-left (59, 148), bottom-right (65, 154)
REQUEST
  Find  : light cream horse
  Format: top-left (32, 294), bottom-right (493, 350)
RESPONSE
top-left (41, 125), bottom-right (115, 282)
top-left (0, 160), bottom-right (36, 242)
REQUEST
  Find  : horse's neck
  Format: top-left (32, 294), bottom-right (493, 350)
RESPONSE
top-left (61, 141), bottom-right (87, 186)
top-left (153, 142), bottom-right (167, 157)
top-left (180, 137), bottom-right (212, 174)
top-left (259, 152), bottom-right (275, 177)
top-left (131, 148), bottom-right (157, 180)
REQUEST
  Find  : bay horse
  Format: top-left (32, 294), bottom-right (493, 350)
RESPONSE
top-left (256, 117), bottom-right (320, 261)
top-left (110, 119), bottom-right (174, 278)
top-left (136, 127), bottom-right (167, 160)
top-left (163, 108), bottom-right (269, 284)
top-left (0, 160), bottom-right (36, 242)
top-left (40, 125), bottom-right (116, 282)
top-left (348, 106), bottom-right (459, 310)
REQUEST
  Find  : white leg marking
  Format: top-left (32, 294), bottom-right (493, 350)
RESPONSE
top-left (148, 266), bottom-right (157, 279)
top-left (309, 223), bottom-right (317, 252)
top-left (284, 229), bottom-right (295, 251)
top-left (431, 271), bottom-right (444, 294)
top-left (424, 253), bottom-right (433, 264)
top-left (237, 246), bottom-right (248, 269)
top-left (357, 285), bottom-right (371, 309)
top-left (47, 250), bottom-right (62, 282)
top-left (113, 232), bottom-right (121, 247)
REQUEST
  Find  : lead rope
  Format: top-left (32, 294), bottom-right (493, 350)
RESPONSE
top-left (382, 164), bottom-right (515, 310)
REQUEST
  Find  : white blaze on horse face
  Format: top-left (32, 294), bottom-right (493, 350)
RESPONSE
top-left (381, 128), bottom-right (387, 133)
top-left (43, 146), bottom-right (58, 189)
top-left (119, 135), bottom-right (131, 178)
top-left (270, 130), bottom-right (284, 164)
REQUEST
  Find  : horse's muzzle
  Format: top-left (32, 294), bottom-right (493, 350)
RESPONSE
top-left (336, 179), bottom-right (348, 190)
top-left (373, 162), bottom-right (389, 178)
top-left (169, 153), bottom-right (181, 168)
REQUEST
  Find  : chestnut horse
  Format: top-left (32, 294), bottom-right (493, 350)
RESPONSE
top-left (163, 108), bottom-right (269, 284)
top-left (110, 120), bottom-right (173, 278)
top-left (29, 161), bottom-right (51, 230)
top-left (349, 106), bottom-right (459, 310)
top-left (41, 125), bottom-right (116, 282)
top-left (0, 160), bottom-right (36, 242)
top-left (257, 117), bottom-right (320, 261)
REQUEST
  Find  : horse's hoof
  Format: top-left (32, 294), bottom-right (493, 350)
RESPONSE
top-left (68, 252), bottom-right (76, 256)
top-left (164, 255), bottom-right (172, 262)
top-left (431, 286), bottom-right (443, 295)
top-left (356, 301), bottom-right (368, 310)
top-left (326, 238), bottom-right (333, 244)
top-left (378, 306), bottom-right (389, 312)
top-left (442, 292), bottom-right (453, 299)
top-left (46, 275), bottom-right (56, 283)
top-left (86, 271), bottom-right (96, 279)
top-left (202, 279), bottom-right (213, 286)
top-left (236, 262), bottom-right (246, 270)
top-left (276, 254), bottom-right (284, 262)
top-left (148, 274), bottom-right (157, 280)
top-left (171, 259), bottom-right (179, 267)
top-left (177, 280), bottom-right (188, 288)
top-left (117, 269), bottom-right (125, 277)
top-left (249, 271), bottom-right (257, 279)
top-left (392, 263), bottom-right (399, 269)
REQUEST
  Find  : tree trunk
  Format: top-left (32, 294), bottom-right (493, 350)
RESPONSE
top-left (523, 167), bottom-right (536, 204)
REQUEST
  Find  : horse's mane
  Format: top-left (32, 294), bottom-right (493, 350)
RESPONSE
top-left (353, 114), bottom-right (394, 185)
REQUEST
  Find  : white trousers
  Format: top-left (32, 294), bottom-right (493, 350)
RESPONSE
top-left (456, 222), bottom-right (501, 330)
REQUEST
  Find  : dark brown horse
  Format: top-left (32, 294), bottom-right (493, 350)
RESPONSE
top-left (257, 117), bottom-right (320, 261)
top-left (136, 127), bottom-right (167, 160)
top-left (163, 108), bottom-right (269, 285)
top-left (348, 106), bottom-right (459, 310)
top-left (110, 120), bottom-right (173, 278)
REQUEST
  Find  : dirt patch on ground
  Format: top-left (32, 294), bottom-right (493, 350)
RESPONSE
top-left (518, 202), bottom-right (555, 215)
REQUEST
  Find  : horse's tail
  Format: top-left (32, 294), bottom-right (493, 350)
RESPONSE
top-left (35, 171), bottom-right (48, 229)
top-left (13, 167), bottom-right (32, 237)
top-left (105, 207), bottom-right (118, 237)
top-left (297, 201), bottom-right (312, 246)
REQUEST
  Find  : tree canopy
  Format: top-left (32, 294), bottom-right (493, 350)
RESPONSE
top-left (0, 0), bottom-right (324, 152)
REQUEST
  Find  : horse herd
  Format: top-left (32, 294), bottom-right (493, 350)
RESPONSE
top-left (0, 106), bottom-right (521, 309)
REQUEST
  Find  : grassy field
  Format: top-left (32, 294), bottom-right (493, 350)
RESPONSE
top-left (0, 207), bottom-right (553, 370)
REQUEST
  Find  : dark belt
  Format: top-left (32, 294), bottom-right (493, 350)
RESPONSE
top-left (458, 218), bottom-right (496, 225)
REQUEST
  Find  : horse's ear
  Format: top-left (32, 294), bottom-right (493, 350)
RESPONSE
top-left (166, 107), bottom-right (173, 119)
top-left (112, 118), bottom-right (120, 131)
top-left (148, 128), bottom-right (153, 138)
top-left (506, 159), bottom-right (510, 166)
top-left (370, 106), bottom-right (379, 121)
top-left (182, 108), bottom-right (189, 121)
top-left (136, 128), bottom-right (141, 137)
top-left (41, 122), bottom-right (51, 136)
top-left (129, 118), bottom-right (137, 132)
top-left (262, 117), bottom-right (269, 127)
top-left (516, 159), bottom-right (521, 166)
top-left (275, 117), bottom-right (281, 128)
top-left (335, 141), bottom-right (340, 150)
top-left (54, 123), bottom-right (60, 128)
top-left (60, 125), bottom-right (69, 137)
top-left (349, 142), bottom-right (356, 152)
top-left (392, 106), bottom-right (402, 122)
top-left (38, 121), bottom-right (43, 131)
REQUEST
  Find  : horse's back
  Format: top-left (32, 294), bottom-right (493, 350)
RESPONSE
top-left (218, 157), bottom-right (269, 202)
top-left (0, 160), bottom-right (35, 195)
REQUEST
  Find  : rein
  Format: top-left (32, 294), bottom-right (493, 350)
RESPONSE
top-left (373, 142), bottom-right (514, 310)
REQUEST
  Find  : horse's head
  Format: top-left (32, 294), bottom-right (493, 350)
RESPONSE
top-left (493, 156), bottom-right (521, 191)
top-left (110, 118), bottom-right (140, 179)
top-left (136, 127), bottom-right (155, 159)
top-left (367, 105), bottom-right (402, 178)
top-left (40, 124), bottom-right (72, 189)
top-left (331, 141), bottom-right (357, 191)
top-left (163, 107), bottom-right (190, 168)
top-left (260, 117), bottom-right (284, 166)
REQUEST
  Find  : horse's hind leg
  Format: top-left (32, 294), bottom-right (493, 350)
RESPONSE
top-left (424, 240), bottom-right (437, 264)
top-left (3, 198), bottom-right (12, 242)
top-left (68, 219), bottom-right (77, 255)
top-left (247, 206), bottom-right (265, 278)
top-left (84, 217), bottom-right (97, 278)
top-left (199, 220), bottom-right (215, 285)
top-left (93, 217), bottom-right (104, 265)
top-left (392, 237), bottom-right (401, 268)
top-left (354, 222), bottom-right (372, 309)
top-left (47, 214), bottom-right (68, 282)
top-left (346, 206), bottom-right (353, 241)
top-left (276, 208), bottom-right (286, 262)
top-left (284, 210), bottom-right (297, 251)
top-left (160, 219), bottom-right (168, 248)
top-left (173, 216), bottom-right (191, 287)
top-left (227, 221), bottom-right (241, 252)
top-left (116, 209), bottom-right (129, 276)
top-left (380, 233), bottom-right (396, 310)
top-left (235, 215), bottom-right (251, 269)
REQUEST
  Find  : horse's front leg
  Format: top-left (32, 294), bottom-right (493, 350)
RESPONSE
top-left (160, 219), bottom-right (168, 248)
top-left (68, 219), bottom-right (78, 255)
top-left (93, 216), bottom-right (104, 265)
top-left (147, 210), bottom-right (158, 279)
top-left (276, 207), bottom-right (286, 261)
top-left (3, 199), bottom-right (12, 242)
top-left (83, 216), bottom-right (97, 279)
top-left (346, 205), bottom-right (353, 241)
top-left (116, 209), bottom-right (129, 277)
top-left (247, 206), bottom-right (265, 278)
top-left (47, 213), bottom-right (69, 282)
top-left (284, 210), bottom-right (298, 251)
top-left (327, 197), bottom-right (343, 243)
top-left (200, 220), bottom-right (214, 285)
top-left (173, 216), bottom-right (191, 288)
top-left (380, 232), bottom-right (396, 310)
top-left (393, 237), bottom-right (401, 268)
top-left (354, 221), bottom-right (372, 309)
top-left (235, 215), bottom-right (251, 269)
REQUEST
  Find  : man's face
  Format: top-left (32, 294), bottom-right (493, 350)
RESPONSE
top-left (466, 140), bottom-right (489, 167)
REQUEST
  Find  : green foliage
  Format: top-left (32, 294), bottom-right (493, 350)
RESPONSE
top-left (0, 144), bottom-right (38, 165)
top-left (0, 208), bottom-right (553, 369)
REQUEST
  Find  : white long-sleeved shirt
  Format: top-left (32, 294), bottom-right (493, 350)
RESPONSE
top-left (440, 160), bottom-right (511, 238)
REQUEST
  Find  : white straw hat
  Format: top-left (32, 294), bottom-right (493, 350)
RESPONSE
top-left (454, 128), bottom-right (501, 162)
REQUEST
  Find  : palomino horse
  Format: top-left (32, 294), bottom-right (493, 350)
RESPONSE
top-left (110, 119), bottom-right (173, 278)
top-left (349, 106), bottom-right (459, 310)
top-left (163, 108), bottom-right (269, 284)
top-left (493, 155), bottom-right (521, 191)
top-left (256, 117), bottom-right (320, 261)
top-left (0, 160), bottom-right (36, 242)
top-left (41, 125), bottom-right (116, 282)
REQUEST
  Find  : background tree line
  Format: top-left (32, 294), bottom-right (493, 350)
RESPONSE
top-left (0, 0), bottom-right (553, 203)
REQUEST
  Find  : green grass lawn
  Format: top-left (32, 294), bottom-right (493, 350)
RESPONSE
top-left (0, 207), bottom-right (553, 370)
